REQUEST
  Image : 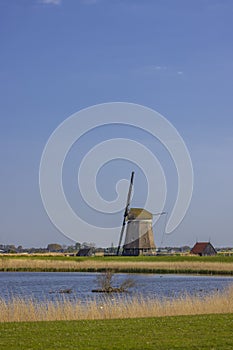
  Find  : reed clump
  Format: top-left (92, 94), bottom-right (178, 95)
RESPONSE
top-left (1, 286), bottom-right (233, 323)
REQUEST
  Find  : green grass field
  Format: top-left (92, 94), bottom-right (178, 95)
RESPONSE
top-left (0, 314), bottom-right (233, 350)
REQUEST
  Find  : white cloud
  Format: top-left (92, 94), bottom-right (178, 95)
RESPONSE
top-left (154, 65), bottom-right (167, 71)
top-left (81, 0), bottom-right (99, 4)
top-left (138, 65), bottom-right (167, 74)
top-left (40, 0), bottom-right (62, 5)
top-left (134, 65), bottom-right (185, 78)
top-left (39, 0), bottom-right (100, 7)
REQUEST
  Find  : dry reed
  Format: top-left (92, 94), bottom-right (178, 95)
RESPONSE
top-left (1, 287), bottom-right (233, 323)
top-left (1, 258), bottom-right (233, 274)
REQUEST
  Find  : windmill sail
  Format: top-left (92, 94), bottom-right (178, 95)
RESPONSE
top-left (116, 171), bottom-right (134, 256)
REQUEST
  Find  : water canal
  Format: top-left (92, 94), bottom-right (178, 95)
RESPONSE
top-left (1, 272), bottom-right (233, 303)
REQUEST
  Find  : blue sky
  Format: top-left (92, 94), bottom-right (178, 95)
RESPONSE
top-left (0, 0), bottom-right (233, 248)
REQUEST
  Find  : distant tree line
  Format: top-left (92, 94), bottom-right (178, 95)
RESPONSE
top-left (0, 242), bottom-right (115, 254)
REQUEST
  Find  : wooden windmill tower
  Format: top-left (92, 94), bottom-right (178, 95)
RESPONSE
top-left (116, 172), bottom-right (157, 256)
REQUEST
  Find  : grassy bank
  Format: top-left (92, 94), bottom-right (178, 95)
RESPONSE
top-left (1, 255), bottom-right (233, 275)
top-left (1, 286), bottom-right (233, 322)
top-left (0, 314), bottom-right (233, 349)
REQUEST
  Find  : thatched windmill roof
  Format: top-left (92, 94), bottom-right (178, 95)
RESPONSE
top-left (127, 208), bottom-right (152, 221)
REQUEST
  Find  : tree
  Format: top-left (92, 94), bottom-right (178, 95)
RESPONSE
top-left (94, 270), bottom-right (136, 293)
top-left (47, 243), bottom-right (62, 252)
top-left (96, 270), bottom-right (115, 291)
top-left (81, 242), bottom-right (96, 249)
top-left (7, 245), bottom-right (16, 253)
top-left (75, 242), bottom-right (81, 250)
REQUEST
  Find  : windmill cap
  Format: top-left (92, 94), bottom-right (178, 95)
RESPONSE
top-left (127, 208), bottom-right (153, 220)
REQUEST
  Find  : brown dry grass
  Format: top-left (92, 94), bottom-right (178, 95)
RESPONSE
top-left (1, 287), bottom-right (233, 323)
top-left (1, 258), bottom-right (233, 274)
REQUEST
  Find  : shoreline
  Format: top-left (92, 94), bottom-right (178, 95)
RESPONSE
top-left (1, 286), bottom-right (233, 322)
top-left (1, 267), bottom-right (233, 276)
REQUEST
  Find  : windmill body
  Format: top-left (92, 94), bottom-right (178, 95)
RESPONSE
top-left (117, 172), bottom-right (157, 256)
top-left (122, 208), bottom-right (156, 256)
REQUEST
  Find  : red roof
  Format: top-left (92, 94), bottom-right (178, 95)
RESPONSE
top-left (191, 242), bottom-right (210, 254)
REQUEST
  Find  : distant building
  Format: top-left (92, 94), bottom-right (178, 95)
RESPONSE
top-left (76, 248), bottom-right (93, 257)
top-left (190, 242), bottom-right (217, 256)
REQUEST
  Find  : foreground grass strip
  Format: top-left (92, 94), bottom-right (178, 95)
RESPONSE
top-left (0, 314), bottom-right (233, 350)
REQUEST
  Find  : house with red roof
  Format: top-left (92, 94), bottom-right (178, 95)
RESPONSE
top-left (190, 242), bottom-right (217, 256)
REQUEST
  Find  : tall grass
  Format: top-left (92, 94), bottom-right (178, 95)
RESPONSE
top-left (1, 258), bottom-right (233, 274)
top-left (1, 286), bottom-right (233, 322)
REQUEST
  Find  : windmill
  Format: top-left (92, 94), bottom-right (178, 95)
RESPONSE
top-left (122, 208), bottom-right (156, 256)
top-left (116, 172), bottom-right (165, 256)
